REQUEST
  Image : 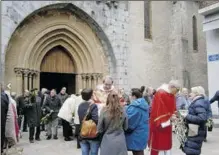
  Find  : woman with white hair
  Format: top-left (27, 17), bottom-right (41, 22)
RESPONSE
top-left (182, 86), bottom-right (208, 155)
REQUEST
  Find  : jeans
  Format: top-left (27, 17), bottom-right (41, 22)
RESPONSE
top-left (80, 140), bottom-right (100, 155)
top-left (47, 118), bottom-right (58, 136)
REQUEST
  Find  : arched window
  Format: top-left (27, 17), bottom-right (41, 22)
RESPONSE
top-left (144, 1), bottom-right (152, 39)
top-left (192, 16), bottom-right (198, 51)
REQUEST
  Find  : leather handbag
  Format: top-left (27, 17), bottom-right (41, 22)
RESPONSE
top-left (80, 104), bottom-right (97, 138)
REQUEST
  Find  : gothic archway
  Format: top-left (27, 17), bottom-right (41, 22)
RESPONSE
top-left (5, 4), bottom-right (114, 94)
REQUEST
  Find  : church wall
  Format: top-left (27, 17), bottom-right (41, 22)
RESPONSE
top-left (1, 1), bottom-right (129, 90)
top-left (1, 1), bottom-right (208, 92)
top-left (184, 1), bottom-right (208, 93)
top-left (128, 1), bottom-right (173, 89)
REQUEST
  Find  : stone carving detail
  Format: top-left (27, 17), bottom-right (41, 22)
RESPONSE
top-left (96, 1), bottom-right (118, 9)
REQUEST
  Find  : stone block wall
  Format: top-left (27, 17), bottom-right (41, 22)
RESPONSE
top-left (1, 1), bottom-right (129, 90)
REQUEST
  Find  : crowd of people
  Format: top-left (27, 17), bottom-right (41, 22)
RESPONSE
top-left (1, 76), bottom-right (219, 155)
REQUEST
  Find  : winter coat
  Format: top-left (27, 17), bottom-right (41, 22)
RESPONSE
top-left (44, 95), bottom-right (62, 120)
top-left (176, 94), bottom-right (188, 110)
top-left (74, 95), bottom-right (84, 125)
top-left (58, 93), bottom-right (69, 105)
top-left (4, 91), bottom-right (18, 146)
top-left (1, 92), bottom-right (9, 149)
top-left (183, 96), bottom-right (208, 155)
top-left (24, 96), bottom-right (42, 127)
top-left (98, 107), bottom-right (128, 155)
top-left (125, 98), bottom-right (149, 151)
top-left (210, 90), bottom-right (219, 106)
top-left (204, 97), bottom-right (212, 119)
top-left (58, 95), bottom-right (76, 123)
top-left (78, 101), bottom-right (99, 140)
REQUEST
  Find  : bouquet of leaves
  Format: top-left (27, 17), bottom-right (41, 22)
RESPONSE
top-left (40, 111), bottom-right (53, 125)
top-left (206, 118), bottom-right (213, 132)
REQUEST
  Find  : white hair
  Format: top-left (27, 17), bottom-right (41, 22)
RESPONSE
top-left (169, 80), bottom-right (181, 89)
top-left (103, 75), bottom-right (113, 83)
top-left (41, 88), bottom-right (47, 94)
top-left (191, 86), bottom-right (206, 97)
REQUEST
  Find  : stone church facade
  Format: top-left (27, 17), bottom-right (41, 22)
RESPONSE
top-left (1, 1), bottom-right (208, 95)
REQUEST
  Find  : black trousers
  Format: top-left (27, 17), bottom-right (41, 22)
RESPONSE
top-left (62, 119), bottom-right (73, 138)
top-left (1, 126), bottom-right (5, 153)
top-left (132, 150), bottom-right (144, 155)
top-left (29, 126), bottom-right (41, 140)
top-left (75, 124), bottom-right (81, 148)
top-left (23, 115), bottom-right (28, 131)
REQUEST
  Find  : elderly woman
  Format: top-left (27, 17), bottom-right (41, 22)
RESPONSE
top-left (183, 86), bottom-right (208, 155)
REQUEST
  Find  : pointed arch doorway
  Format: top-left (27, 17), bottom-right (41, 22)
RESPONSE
top-left (40, 46), bottom-right (76, 94)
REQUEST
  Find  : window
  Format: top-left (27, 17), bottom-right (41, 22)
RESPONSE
top-left (144, 1), bottom-right (152, 39)
top-left (192, 16), bottom-right (198, 51)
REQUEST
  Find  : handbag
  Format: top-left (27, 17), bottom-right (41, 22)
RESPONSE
top-left (80, 103), bottom-right (97, 139)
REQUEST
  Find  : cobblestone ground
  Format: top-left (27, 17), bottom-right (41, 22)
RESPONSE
top-left (11, 128), bottom-right (219, 155)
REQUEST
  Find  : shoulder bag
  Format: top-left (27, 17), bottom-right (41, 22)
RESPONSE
top-left (80, 103), bottom-right (97, 138)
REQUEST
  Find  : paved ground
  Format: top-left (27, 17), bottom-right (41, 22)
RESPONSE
top-left (8, 128), bottom-right (219, 155)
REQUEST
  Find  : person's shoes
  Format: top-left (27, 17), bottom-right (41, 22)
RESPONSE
top-left (23, 130), bottom-right (28, 132)
top-left (29, 139), bottom-right (34, 143)
top-left (64, 137), bottom-right (73, 141)
top-left (35, 138), bottom-right (41, 141)
top-left (46, 135), bottom-right (52, 140)
top-left (53, 135), bottom-right (58, 140)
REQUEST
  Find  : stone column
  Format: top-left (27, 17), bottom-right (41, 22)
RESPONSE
top-left (28, 71), bottom-right (33, 90)
top-left (87, 74), bottom-right (92, 88)
top-left (97, 73), bottom-right (103, 85)
top-left (76, 74), bottom-right (81, 93)
top-left (35, 71), bottom-right (40, 90)
top-left (81, 74), bottom-right (86, 89)
top-left (23, 69), bottom-right (30, 91)
top-left (92, 73), bottom-right (98, 89)
top-left (14, 68), bottom-right (23, 95)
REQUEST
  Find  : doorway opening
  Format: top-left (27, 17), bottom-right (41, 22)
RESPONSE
top-left (40, 72), bottom-right (76, 94)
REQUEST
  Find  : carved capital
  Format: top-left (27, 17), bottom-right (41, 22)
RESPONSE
top-left (22, 69), bottom-right (30, 77)
top-left (81, 73), bottom-right (86, 80)
top-left (14, 67), bottom-right (23, 75)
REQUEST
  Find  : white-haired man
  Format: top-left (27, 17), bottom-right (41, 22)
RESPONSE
top-left (149, 80), bottom-right (180, 155)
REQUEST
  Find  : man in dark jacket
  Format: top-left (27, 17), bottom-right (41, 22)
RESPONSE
top-left (210, 90), bottom-right (219, 114)
top-left (25, 90), bottom-right (42, 143)
top-left (16, 90), bottom-right (30, 132)
top-left (44, 89), bottom-right (62, 140)
top-left (1, 84), bottom-right (9, 153)
top-left (58, 87), bottom-right (69, 105)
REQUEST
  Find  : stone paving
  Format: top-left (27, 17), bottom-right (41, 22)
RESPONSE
top-left (11, 128), bottom-right (219, 155)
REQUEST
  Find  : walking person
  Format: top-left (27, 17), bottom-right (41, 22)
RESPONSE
top-left (125, 88), bottom-right (149, 155)
top-left (78, 88), bottom-right (99, 155)
top-left (182, 86), bottom-right (208, 155)
top-left (24, 90), bottom-right (42, 143)
top-left (210, 90), bottom-right (219, 114)
top-left (44, 89), bottom-right (62, 140)
top-left (98, 91), bottom-right (128, 155)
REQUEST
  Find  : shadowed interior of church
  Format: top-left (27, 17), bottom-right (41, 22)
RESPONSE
top-left (40, 72), bottom-right (76, 94)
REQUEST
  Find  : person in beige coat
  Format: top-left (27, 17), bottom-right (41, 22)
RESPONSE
top-left (58, 94), bottom-right (76, 141)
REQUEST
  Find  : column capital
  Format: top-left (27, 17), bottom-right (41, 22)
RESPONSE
top-left (22, 68), bottom-right (30, 77)
top-left (14, 67), bottom-right (23, 75)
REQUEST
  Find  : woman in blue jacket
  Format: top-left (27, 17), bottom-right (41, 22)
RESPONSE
top-left (183, 86), bottom-right (208, 155)
top-left (125, 88), bottom-right (149, 155)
